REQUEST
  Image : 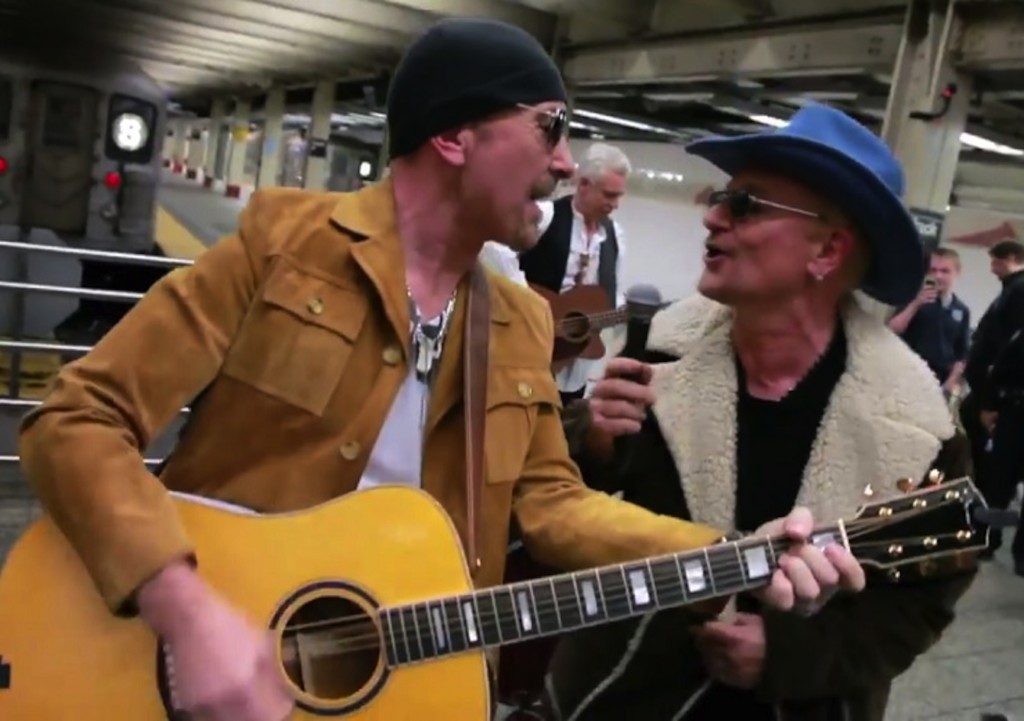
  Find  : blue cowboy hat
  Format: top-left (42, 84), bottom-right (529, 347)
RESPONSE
top-left (686, 102), bottom-right (923, 307)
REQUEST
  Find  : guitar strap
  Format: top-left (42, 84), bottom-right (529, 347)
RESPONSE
top-left (463, 262), bottom-right (490, 577)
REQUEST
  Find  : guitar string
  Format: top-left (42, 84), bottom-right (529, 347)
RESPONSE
top-left (277, 504), bottom-right (963, 645)
top-left (557, 309), bottom-right (625, 332)
top-left (277, 529), bottom-right (977, 660)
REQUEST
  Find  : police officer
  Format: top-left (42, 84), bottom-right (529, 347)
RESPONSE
top-left (964, 240), bottom-right (1024, 573)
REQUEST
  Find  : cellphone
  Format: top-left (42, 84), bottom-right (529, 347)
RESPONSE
top-left (924, 278), bottom-right (937, 289)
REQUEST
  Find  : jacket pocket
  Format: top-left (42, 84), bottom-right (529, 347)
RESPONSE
top-left (484, 366), bottom-right (561, 485)
top-left (222, 257), bottom-right (367, 416)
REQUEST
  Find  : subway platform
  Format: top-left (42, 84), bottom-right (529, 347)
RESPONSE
top-left (2, 169), bottom-right (1022, 720)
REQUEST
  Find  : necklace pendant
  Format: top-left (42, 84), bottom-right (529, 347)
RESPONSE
top-left (415, 336), bottom-right (434, 377)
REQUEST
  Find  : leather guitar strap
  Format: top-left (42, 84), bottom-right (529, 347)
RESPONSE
top-left (464, 263), bottom-right (490, 577)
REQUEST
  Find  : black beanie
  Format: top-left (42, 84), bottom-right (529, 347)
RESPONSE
top-left (385, 17), bottom-right (567, 159)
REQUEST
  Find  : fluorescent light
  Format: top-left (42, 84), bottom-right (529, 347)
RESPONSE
top-left (747, 115), bottom-right (1024, 156)
top-left (960, 132), bottom-right (1024, 157)
top-left (572, 108), bottom-right (686, 138)
top-left (749, 114), bottom-right (787, 127)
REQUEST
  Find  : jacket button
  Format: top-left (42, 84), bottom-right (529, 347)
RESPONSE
top-left (339, 441), bottom-right (361, 460)
top-left (382, 345), bottom-right (402, 365)
top-left (307, 296), bottom-right (324, 315)
top-left (517, 382), bottom-right (533, 399)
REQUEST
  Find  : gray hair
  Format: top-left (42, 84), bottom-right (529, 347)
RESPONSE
top-left (577, 142), bottom-right (632, 182)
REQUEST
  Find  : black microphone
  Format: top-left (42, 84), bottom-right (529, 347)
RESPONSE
top-left (620, 283), bottom-right (663, 361)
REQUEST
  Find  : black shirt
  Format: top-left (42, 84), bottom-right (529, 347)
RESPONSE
top-left (697, 324), bottom-right (848, 720)
top-left (898, 295), bottom-right (971, 384)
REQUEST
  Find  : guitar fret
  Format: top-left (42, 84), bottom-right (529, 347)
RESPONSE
top-left (510, 584), bottom-right (538, 637)
top-left (383, 608), bottom-right (403, 666)
top-left (623, 561), bottom-right (658, 612)
top-left (552, 576), bottom-right (583, 628)
top-left (596, 567), bottom-right (630, 619)
top-left (533, 578), bottom-right (559, 633)
top-left (492, 588), bottom-right (520, 641)
top-left (442, 597), bottom-right (468, 652)
top-left (524, 582), bottom-right (542, 634)
top-left (701, 548), bottom-right (718, 595)
top-left (647, 557), bottom-right (681, 606)
top-left (411, 604), bottom-right (429, 659)
top-left (573, 571), bottom-right (607, 622)
top-left (427, 601), bottom-right (450, 653)
top-left (398, 606), bottom-right (419, 662)
top-left (474, 591), bottom-right (502, 646)
top-left (677, 551), bottom-right (712, 599)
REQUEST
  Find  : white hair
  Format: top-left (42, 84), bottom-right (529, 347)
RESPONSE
top-left (577, 142), bottom-right (632, 181)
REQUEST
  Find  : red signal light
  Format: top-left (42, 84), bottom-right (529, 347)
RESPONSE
top-left (0, 156), bottom-right (7, 174)
top-left (103, 170), bottom-right (121, 189)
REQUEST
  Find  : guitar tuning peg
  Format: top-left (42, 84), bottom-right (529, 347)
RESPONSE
top-left (896, 478), bottom-right (914, 493)
top-left (863, 483), bottom-right (875, 498)
top-left (927, 469), bottom-right (944, 485)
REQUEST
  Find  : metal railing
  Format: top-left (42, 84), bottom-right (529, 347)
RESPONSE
top-left (1, 238), bottom-right (194, 467)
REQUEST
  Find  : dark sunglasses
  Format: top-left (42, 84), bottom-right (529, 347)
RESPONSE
top-left (706, 189), bottom-right (821, 220)
top-left (518, 103), bottom-right (568, 147)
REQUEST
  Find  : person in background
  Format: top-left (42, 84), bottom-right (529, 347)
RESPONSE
top-left (547, 102), bottom-right (976, 721)
top-left (519, 142), bottom-right (630, 405)
top-left (888, 246), bottom-right (971, 397)
top-left (964, 239), bottom-right (1024, 572)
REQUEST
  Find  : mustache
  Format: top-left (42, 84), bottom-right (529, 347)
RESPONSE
top-left (530, 175), bottom-right (559, 200)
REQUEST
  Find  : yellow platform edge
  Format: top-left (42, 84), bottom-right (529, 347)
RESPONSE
top-left (154, 205), bottom-right (207, 261)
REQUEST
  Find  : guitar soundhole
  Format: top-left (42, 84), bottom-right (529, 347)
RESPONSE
top-left (561, 311), bottom-right (592, 343)
top-left (279, 595), bottom-right (381, 703)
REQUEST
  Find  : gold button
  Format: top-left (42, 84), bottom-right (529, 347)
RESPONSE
top-left (339, 440), bottom-right (361, 460)
top-left (307, 296), bottom-right (324, 315)
top-left (382, 345), bottom-right (402, 365)
top-left (517, 382), bottom-right (533, 399)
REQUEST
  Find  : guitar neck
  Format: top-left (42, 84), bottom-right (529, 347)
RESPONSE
top-left (379, 524), bottom-right (845, 666)
top-left (556, 307), bottom-right (628, 333)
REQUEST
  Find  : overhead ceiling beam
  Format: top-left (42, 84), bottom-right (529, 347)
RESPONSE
top-left (377, 0), bottom-right (559, 48)
top-left (562, 18), bottom-right (903, 85)
top-left (97, 0), bottom-right (405, 51)
top-left (957, 4), bottom-right (1024, 72)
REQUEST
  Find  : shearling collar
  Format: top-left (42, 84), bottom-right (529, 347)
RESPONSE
top-left (644, 294), bottom-right (954, 534)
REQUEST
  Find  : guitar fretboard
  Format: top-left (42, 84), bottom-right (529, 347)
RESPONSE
top-left (379, 526), bottom-right (844, 667)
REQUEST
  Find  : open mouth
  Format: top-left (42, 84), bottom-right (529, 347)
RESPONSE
top-left (705, 243), bottom-right (729, 259)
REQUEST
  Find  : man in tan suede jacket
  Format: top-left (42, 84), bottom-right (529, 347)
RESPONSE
top-left (16, 19), bottom-right (864, 721)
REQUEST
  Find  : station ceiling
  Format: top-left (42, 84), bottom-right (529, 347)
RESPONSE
top-left (3, 0), bottom-right (1024, 210)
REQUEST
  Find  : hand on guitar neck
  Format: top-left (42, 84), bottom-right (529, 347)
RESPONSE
top-left (137, 560), bottom-right (294, 721)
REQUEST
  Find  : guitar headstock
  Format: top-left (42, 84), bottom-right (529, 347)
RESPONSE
top-left (845, 472), bottom-right (989, 581)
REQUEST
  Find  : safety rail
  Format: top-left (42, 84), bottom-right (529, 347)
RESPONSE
top-left (2, 240), bottom-right (194, 408)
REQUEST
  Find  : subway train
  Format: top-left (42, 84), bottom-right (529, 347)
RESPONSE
top-left (0, 52), bottom-right (169, 347)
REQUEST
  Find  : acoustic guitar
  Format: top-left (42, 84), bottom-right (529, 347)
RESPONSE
top-left (529, 284), bottom-right (628, 372)
top-left (0, 477), bottom-right (988, 720)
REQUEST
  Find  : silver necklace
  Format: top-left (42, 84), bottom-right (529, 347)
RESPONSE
top-left (408, 288), bottom-right (457, 384)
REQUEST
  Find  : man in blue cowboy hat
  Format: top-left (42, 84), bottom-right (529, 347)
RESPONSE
top-left (544, 102), bottom-right (978, 721)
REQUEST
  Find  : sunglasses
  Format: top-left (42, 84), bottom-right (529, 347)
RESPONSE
top-left (517, 103), bottom-right (568, 147)
top-left (706, 189), bottom-right (821, 220)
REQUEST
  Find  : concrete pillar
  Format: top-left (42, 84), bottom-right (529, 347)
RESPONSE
top-left (882, 0), bottom-right (970, 214)
top-left (185, 124), bottom-right (205, 181)
top-left (303, 80), bottom-right (335, 191)
top-left (225, 99), bottom-right (252, 199)
top-left (257, 87), bottom-right (286, 189)
top-left (171, 120), bottom-right (187, 174)
top-left (203, 97), bottom-right (227, 189)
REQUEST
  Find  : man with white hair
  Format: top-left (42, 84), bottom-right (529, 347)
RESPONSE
top-left (519, 142), bottom-right (630, 404)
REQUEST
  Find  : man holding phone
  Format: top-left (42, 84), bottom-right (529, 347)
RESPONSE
top-left (889, 246), bottom-right (971, 396)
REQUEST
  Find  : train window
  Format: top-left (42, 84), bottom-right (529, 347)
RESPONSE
top-left (0, 77), bottom-right (11, 140)
top-left (105, 94), bottom-right (158, 163)
top-left (42, 95), bottom-right (88, 149)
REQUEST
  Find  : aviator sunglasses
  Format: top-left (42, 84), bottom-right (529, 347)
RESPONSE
top-left (706, 189), bottom-right (822, 221)
top-left (518, 103), bottom-right (569, 147)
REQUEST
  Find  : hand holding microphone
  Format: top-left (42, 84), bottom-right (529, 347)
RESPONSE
top-left (588, 284), bottom-right (662, 438)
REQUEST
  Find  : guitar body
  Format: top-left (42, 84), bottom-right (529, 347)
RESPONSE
top-left (529, 284), bottom-right (613, 372)
top-left (0, 487), bottom-right (491, 721)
